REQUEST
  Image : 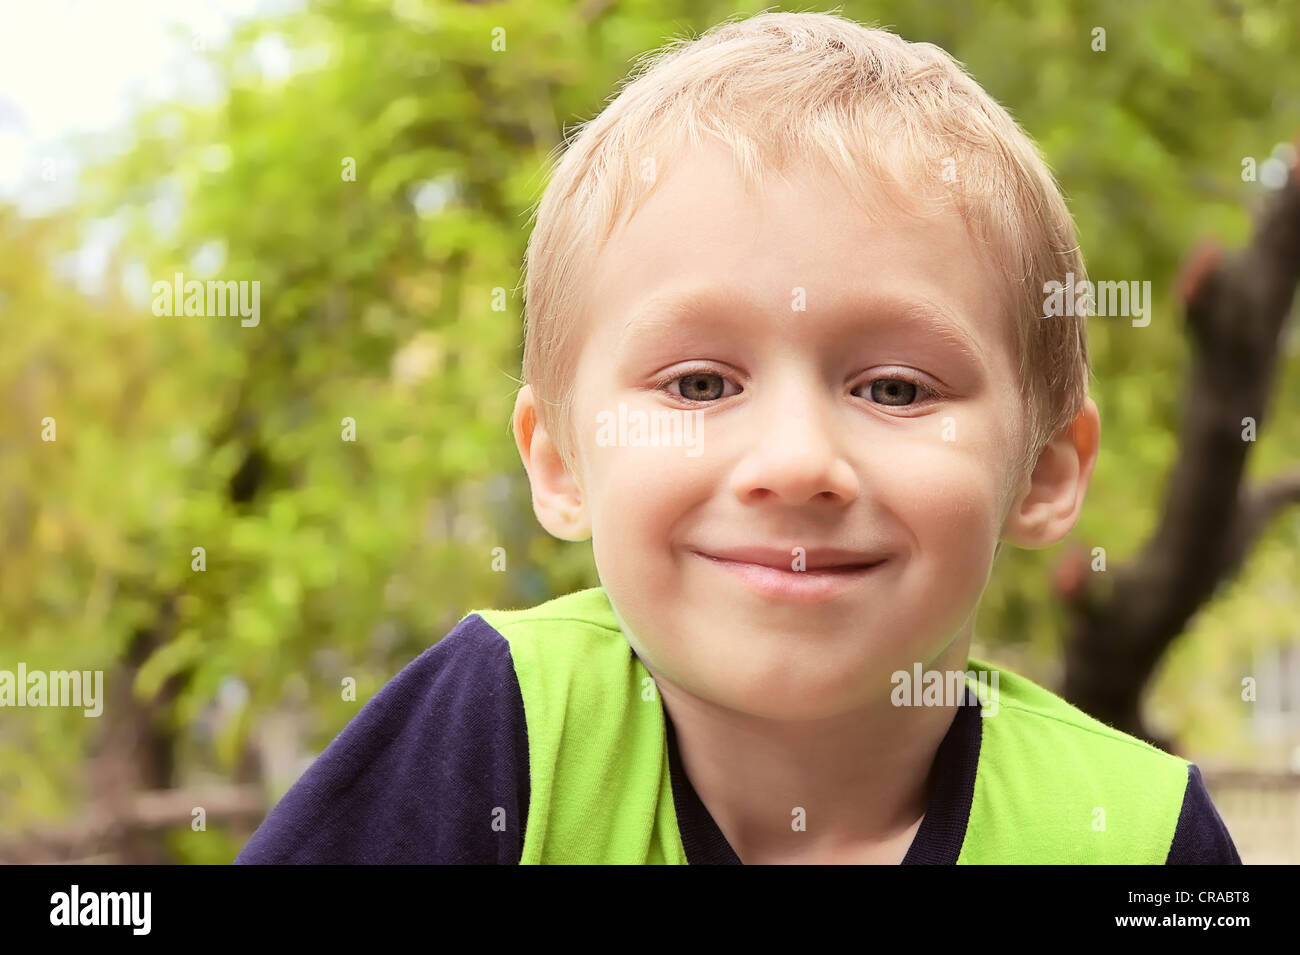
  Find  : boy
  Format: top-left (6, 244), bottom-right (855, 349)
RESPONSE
top-left (236, 11), bottom-right (1240, 864)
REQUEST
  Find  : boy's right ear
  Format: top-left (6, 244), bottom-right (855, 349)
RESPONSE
top-left (512, 385), bottom-right (592, 542)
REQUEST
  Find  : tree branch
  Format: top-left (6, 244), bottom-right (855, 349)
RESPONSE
top-left (0, 785), bottom-right (266, 864)
top-left (1061, 148), bottom-right (1300, 745)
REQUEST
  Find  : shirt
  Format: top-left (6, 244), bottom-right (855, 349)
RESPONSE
top-left (234, 586), bottom-right (1242, 864)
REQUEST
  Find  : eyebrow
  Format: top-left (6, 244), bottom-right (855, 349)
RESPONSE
top-left (617, 289), bottom-right (989, 367)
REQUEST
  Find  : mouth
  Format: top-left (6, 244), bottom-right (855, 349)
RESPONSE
top-left (691, 550), bottom-right (888, 602)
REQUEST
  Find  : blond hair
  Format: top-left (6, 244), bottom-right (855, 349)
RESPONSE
top-left (520, 10), bottom-right (1089, 482)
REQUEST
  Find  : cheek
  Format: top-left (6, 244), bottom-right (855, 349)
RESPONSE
top-left (879, 421), bottom-right (1007, 625)
top-left (583, 442), bottom-right (724, 689)
top-left (898, 396), bottom-right (1018, 523)
top-left (895, 452), bottom-right (1001, 539)
top-left (585, 444), bottom-right (707, 577)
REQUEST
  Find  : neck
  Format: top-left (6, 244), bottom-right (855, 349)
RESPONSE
top-left (654, 630), bottom-right (973, 865)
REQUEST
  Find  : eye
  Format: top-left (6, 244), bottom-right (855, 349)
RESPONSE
top-left (654, 369), bottom-right (938, 407)
top-left (659, 370), bottom-right (740, 403)
top-left (857, 375), bottom-right (936, 407)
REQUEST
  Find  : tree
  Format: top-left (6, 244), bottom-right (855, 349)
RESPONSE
top-left (1059, 164), bottom-right (1300, 745)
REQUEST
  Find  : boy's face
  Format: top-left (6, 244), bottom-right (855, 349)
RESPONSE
top-left (522, 142), bottom-right (1060, 721)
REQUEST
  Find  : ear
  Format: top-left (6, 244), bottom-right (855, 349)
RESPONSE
top-left (1001, 397), bottom-right (1100, 549)
top-left (512, 385), bottom-right (591, 542)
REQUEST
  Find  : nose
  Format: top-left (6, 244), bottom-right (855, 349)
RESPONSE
top-left (727, 376), bottom-right (861, 506)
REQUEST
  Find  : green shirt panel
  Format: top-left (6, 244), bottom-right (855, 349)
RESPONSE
top-left (959, 660), bottom-right (1188, 863)
top-left (474, 588), bottom-right (1189, 864)
top-left (475, 588), bottom-right (686, 864)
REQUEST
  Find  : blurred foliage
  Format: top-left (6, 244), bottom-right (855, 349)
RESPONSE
top-left (1, 0), bottom-right (1299, 860)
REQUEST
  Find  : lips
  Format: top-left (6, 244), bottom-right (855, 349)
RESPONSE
top-left (692, 545), bottom-right (887, 572)
top-left (690, 546), bottom-right (889, 602)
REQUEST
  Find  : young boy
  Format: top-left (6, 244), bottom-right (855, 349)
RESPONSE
top-left (236, 11), bottom-right (1240, 864)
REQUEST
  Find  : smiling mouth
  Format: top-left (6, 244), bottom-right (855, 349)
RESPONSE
top-left (695, 553), bottom-right (885, 573)
top-left (690, 550), bottom-right (889, 602)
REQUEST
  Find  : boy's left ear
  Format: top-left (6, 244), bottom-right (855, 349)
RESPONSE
top-left (1001, 397), bottom-right (1101, 549)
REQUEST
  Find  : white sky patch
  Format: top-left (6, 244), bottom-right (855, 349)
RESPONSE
top-left (0, 0), bottom-right (295, 211)
top-left (0, 0), bottom-right (297, 294)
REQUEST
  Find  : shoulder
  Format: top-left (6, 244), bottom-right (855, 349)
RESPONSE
top-left (969, 659), bottom-right (1187, 776)
top-left (474, 586), bottom-right (624, 655)
top-left (475, 586), bottom-right (638, 719)
top-left (961, 659), bottom-right (1195, 863)
top-left (1166, 764), bottom-right (1242, 864)
top-left (234, 612), bottom-right (529, 864)
top-left (477, 587), bottom-right (675, 864)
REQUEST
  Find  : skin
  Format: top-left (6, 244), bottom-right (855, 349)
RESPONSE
top-left (513, 140), bottom-right (1100, 864)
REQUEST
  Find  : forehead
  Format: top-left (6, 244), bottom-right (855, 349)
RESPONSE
top-left (579, 140), bottom-right (1015, 369)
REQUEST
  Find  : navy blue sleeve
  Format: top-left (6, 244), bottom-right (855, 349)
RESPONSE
top-left (1164, 764), bottom-right (1242, 864)
top-left (234, 614), bottom-right (530, 864)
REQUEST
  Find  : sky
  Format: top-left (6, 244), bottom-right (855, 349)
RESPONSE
top-left (0, 0), bottom-right (300, 296)
top-left (0, 0), bottom-right (284, 213)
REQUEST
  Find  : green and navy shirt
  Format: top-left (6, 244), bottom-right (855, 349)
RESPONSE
top-left (235, 586), bottom-right (1241, 864)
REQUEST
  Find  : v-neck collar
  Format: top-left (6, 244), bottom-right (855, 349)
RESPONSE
top-left (664, 688), bottom-right (983, 864)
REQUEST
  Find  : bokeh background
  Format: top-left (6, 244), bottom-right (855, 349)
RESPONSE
top-left (2, 0), bottom-right (1299, 864)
